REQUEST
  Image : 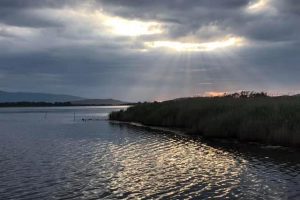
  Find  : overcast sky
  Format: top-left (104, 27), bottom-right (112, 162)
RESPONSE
top-left (0, 0), bottom-right (299, 101)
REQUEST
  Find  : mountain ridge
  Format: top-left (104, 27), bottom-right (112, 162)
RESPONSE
top-left (0, 90), bottom-right (129, 105)
top-left (0, 90), bottom-right (85, 103)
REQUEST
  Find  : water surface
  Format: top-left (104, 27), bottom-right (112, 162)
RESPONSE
top-left (0, 106), bottom-right (299, 199)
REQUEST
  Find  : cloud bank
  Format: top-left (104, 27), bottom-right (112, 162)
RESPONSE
top-left (0, 0), bottom-right (300, 100)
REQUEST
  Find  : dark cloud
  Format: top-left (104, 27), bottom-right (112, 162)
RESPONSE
top-left (0, 0), bottom-right (83, 28)
top-left (96, 0), bottom-right (251, 40)
top-left (0, 0), bottom-right (78, 9)
top-left (0, 0), bottom-right (300, 100)
top-left (275, 0), bottom-right (300, 15)
top-left (93, 0), bottom-right (300, 43)
top-left (98, 0), bottom-right (250, 10)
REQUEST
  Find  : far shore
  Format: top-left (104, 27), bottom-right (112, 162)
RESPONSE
top-left (0, 102), bottom-right (134, 107)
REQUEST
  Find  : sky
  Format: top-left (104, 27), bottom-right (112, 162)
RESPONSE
top-left (0, 0), bottom-right (300, 101)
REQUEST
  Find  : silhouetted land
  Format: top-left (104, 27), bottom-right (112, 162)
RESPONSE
top-left (0, 102), bottom-right (73, 107)
top-left (0, 90), bottom-right (84, 102)
top-left (0, 90), bottom-right (131, 106)
top-left (0, 101), bottom-right (133, 107)
top-left (110, 92), bottom-right (300, 147)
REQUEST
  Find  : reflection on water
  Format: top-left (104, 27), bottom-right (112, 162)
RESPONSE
top-left (0, 106), bottom-right (299, 199)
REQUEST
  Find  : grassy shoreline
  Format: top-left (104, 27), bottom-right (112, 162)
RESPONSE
top-left (109, 95), bottom-right (300, 147)
top-left (109, 120), bottom-right (186, 136)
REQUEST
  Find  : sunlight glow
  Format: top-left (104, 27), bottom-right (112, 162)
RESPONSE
top-left (145, 37), bottom-right (245, 52)
top-left (204, 91), bottom-right (226, 97)
top-left (248, 0), bottom-right (269, 11)
top-left (103, 16), bottom-right (163, 37)
top-left (58, 9), bottom-right (163, 37)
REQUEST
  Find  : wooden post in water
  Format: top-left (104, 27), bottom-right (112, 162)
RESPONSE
top-left (73, 112), bottom-right (76, 121)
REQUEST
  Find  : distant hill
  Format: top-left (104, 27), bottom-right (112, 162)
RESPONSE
top-left (0, 90), bottom-right (131, 106)
top-left (71, 99), bottom-right (129, 106)
top-left (0, 90), bottom-right (85, 103)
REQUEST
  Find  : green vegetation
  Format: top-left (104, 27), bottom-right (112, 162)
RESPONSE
top-left (110, 92), bottom-right (300, 147)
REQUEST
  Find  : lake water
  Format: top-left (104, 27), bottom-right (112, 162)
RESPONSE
top-left (0, 106), bottom-right (299, 199)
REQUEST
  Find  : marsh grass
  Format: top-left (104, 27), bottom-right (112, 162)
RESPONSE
top-left (110, 95), bottom-right (300, 147)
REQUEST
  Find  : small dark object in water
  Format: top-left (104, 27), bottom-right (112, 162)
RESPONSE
top-left (81, 118), bottom-right (102, 121)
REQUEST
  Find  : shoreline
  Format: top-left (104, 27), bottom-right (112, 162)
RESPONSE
top-left (109, 120), bottom-right (186, 136)
top-left (109, 120), bottom-right (291, 149)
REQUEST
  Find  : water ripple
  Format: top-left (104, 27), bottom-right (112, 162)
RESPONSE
top-left (0, 107), bottom-right (300, 199)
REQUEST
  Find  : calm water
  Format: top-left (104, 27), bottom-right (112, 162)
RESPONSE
top-left (0, 106), bottom-right (299, 200)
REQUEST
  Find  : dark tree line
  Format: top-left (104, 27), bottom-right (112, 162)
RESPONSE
top-left (0, 102), bottom-right (72, 107)
top-left (224, 91), bottom-right (268, 98)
